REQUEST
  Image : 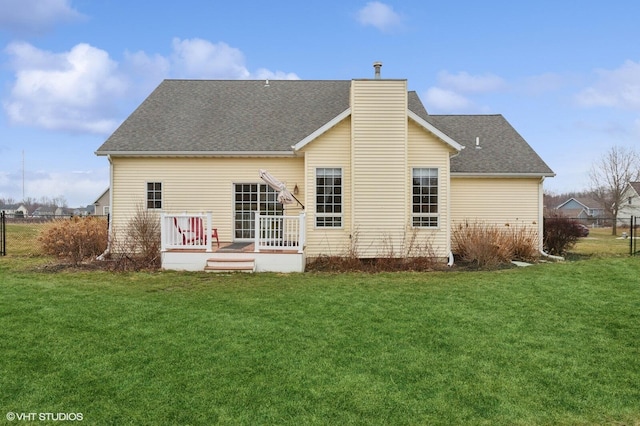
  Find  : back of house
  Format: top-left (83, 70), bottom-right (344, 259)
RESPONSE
top-left (96, 63), bottom-right (554, 270)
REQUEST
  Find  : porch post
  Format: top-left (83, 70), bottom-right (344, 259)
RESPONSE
top-left (205, 212), bottom-right (213, 253)
top-left (160, 212), bottom-right (167, 252)
top-left (254, 213), bottom-right (260, 252)
top-left (298, 211), bottom-right (306, 253)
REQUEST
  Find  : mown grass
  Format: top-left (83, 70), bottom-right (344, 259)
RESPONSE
top-left (570, 226), bottom-right (634, 258)
top-left (1, 253), bottom-right (639, 425)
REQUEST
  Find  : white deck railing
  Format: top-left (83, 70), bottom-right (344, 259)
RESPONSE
top-left (161, 212), bottom-right (213, 252)
top-left (161, 211), bottom-right (306, 254)
top-left (254, 212), bottom-right (306, 253)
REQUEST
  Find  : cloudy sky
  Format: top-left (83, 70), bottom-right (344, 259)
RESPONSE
top-left (1, 0), bottom-right (639, 206)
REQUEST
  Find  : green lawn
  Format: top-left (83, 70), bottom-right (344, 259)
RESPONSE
top-left (570, 226), bottom-right (633, 258)
top-left (1, 255), bottom-right (639, 425)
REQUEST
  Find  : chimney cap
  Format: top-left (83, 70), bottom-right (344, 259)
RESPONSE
top-left (373, 61), bottom-right (382, 78)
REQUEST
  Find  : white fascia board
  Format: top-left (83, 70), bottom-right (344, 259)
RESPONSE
top-left (96, 151), bottom-right (296, 157)
top-left (292, 108), bottom-right (351, 151)
top-left (451, 172), bottom-right (557, 178)
top-left (408, 110), bottom-right (464, 152)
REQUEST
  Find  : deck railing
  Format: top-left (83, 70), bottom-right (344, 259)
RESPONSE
top-left (254, 212), bottom-right (306, 253)
top-left (161, 212), bottom-right (213, 252)
top-left (161, 211), bottom-right (306, 254)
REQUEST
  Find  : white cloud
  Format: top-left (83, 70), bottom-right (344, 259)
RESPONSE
top-left (356, 2), bottom-right (403, 32)
top-left (24, 169), bottom-right (108, 207)
top-left (126, 38), bottom-right (299, 83)
top-left (575, 60), bottom-right (640, 111)
top-left (436, 71), bottom-right (506, 93)
top-left (423, 70), bottom-right (506, 112)
top-left (2, 38), bottom-right (299, 135)
top-left (170, 38), bottom-right (251, 79)
top-left (4, 42), bottom-right (127, 134)
top-left (423, 87), bottom-right (472, 112)
top-left (0, 0), bottom-right (84, 34)
top-left (520, 72), bottom-right (566, 96)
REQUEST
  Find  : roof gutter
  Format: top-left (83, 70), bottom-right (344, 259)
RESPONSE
top-left (451, 172), bottom-right (556, 178)
top-left (95, 150), bottom-right (297, 157)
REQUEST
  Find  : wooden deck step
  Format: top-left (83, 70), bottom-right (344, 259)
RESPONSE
top-left (204, 256), bottom-right (255, 273)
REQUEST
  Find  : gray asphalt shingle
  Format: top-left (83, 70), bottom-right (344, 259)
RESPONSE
top-left (97, 79), bottom-right (554, 176)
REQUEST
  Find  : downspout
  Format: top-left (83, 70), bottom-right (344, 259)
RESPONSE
top-left (447, 147), bottom-right (465, 266)
top-left (97, 155), bottom-right (114, 260)
top-left (538, 176), bottom-right (564, 261)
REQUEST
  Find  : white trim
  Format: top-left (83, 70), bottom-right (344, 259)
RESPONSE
top-left (411, 167), bottom-right (441, 229)
top-left (96, 151), bottom-right (296, 157)
top-left (451, 172), bottom-right (556, 178)
top-left (292, 108), bottom-right (352, 151)
top-left (314, 167), bottom-right (344, 229)
top-left (407, 111), bottom-right (464, 152)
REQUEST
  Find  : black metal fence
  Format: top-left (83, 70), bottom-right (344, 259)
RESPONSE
top-left (631, 216), bottom-right (639, 256)
top-left (1, 211), bottom-right (6, 256)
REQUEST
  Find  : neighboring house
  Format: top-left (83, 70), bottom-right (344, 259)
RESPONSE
top-left (32, 206), bottom-right (64, 218)
top-left (619, 181), bottom-right (640, 220)
top-left (0, 203), bottom-right (29, 218)
top-left (556, 197), bottom-right (605, 220)
top-left (70, 206), bottom-right (94, 216)
top-left (96, 64), bottom-right (554, 271)
top-left (93, 188), bottom-right (110, 216)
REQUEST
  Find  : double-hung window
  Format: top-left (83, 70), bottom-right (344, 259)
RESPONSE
top-left (316, 168), bottom-right (342, 227)
top-left (412, 168), bottom-right (438, 227)
top-left (146, 182), bottom-right (162, 209)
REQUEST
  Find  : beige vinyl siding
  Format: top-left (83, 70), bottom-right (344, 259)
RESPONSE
top-left (110, 157), bottom-right (304, 244)
top-left (350, 79), bottom-right (408, 257)
top-left (300, 119), bottom-right (352, 257)
top-left (450, 177), bottom-right (542, 230)
top-left (407, 121), bottom-right (454, 257)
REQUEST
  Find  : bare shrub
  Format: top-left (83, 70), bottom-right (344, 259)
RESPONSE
top-left (506, 223), bottom-right (540, 262)
top-left (39, 216), bottom-right (108, 265)
top-left (451, 221), bottom-right (513, 269)
top-left (306, 226), bottom-right (442, 272)
top-left (543, 215), bottom-right (582, 255)
top-left (103, 205), bottom-right (161, 270)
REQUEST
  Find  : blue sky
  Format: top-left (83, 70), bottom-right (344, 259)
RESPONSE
top-left (1, 0), bottom-right (639, 206)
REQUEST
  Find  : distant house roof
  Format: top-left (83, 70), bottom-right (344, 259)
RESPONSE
top-left (629, 182), bottom-right (640, 196)
top-left (96, 79), bottom-right (554, 177)
top-left (557, 197), bottom-right (603, 210)
top-left (1, 203), bottom-right (22, 211)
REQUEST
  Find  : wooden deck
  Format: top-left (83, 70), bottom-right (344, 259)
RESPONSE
top-left (162, 241), bottom-right (305, 272)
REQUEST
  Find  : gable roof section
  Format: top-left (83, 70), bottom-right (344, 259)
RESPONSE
top-left (97, 80), bottom-right (352, 155)
top-left (628, 181), bottom-right (640, 196)
top-left (425, 115), bottom-right (554, 177)
top-left (557, 197), bottom-right (603, 210)
top-left (96, 79), bottom-right (553, 177)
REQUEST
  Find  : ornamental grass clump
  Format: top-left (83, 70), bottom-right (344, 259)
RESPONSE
top-left (452, 221), bottom-right (539, 268)
top-left (39, 216), bottom-right (108, 265)
top-left (452, 221), bottom-right (512, 268)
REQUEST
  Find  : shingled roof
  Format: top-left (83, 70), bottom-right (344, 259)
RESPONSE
top-left (425, 115), bottom-right (554, 176)
top-left (96, 79), bottom-right (554, 176)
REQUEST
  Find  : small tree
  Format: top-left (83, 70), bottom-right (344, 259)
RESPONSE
top-left (589, 145), bottom-right (640, 235)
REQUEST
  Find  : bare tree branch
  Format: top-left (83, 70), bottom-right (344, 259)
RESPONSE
top-left (589, 145), bottom-right (640, 235)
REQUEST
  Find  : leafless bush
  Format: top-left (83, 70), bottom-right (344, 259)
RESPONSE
top-left (101, 204), bottom-right (161, 271)
top-left (38, 216), bottom-right (108, 265)
top-left (543, 215), bottom-right (582, 255)
top-left (452, 221), bottom-right (514, 269)
top-left (306, 226), bottom-right (442, 272)
top-left (507, 223), bottom-right (540, 262)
